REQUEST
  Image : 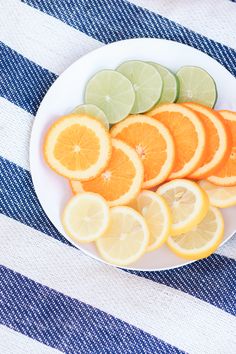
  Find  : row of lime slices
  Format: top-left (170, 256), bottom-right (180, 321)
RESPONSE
top-left (73, 61), bottom-right (217, 126)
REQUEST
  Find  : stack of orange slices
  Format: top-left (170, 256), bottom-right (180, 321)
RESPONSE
top-left (44, 103), bottom-right (236, 266)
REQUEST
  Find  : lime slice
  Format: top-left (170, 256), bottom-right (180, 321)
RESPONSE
top-left (176, 66), bottom-right (217, 107)
top-left (85, 70), bottom-right (135, 124)
top-left (148, 62), bottom-right (179, 103)
top-left (72, 104), bottom-right (109, 129)
top-left (117, 60), bottom-right (163, 113)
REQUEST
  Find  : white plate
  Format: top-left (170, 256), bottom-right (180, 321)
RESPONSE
top-left (30, 38), bottom-right (236, 271)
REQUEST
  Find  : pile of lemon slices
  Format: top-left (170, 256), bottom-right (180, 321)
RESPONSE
top-left (62, 178), bottom-right (226, 266)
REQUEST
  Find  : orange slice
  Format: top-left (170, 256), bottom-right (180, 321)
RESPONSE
top-left (44, 114), bottom-right (112, 180)
top-left (70, 138), bottom-right (144, 206)
top-left (110, 115), bottom-right (175, 188)
top-left (208, 110), bottom-right (236, 186)
top-left (184, 103), bottom-right (231, 179)
top-left (148, 103), bottom-right (206, 179)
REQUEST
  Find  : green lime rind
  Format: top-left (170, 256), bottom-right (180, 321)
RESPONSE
top-left (176, 66), bottom-right (217, 108)
top-left (148, 62), bottom-right (179, 104)
top-left (117, 60), bottom-right (163, 114)
top-left (85, 69), bottom-right (135, 124)
top-left (72, 103), bottom-right (109, 129)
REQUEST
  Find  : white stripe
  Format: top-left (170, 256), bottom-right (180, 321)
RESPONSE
top-left (0, 98), bottom-right (32, 170)
top-left (129, 0), bottom-right (236, 50)
top-left (0, 325), bottom-right (61, 354)
top-left (1, 215), bottom-right (236, 354)
top-left (0, 0), bottom-right (102, 75)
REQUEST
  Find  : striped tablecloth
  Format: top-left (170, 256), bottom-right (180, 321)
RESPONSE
top-left (1, 1), bottom-right (236, 353)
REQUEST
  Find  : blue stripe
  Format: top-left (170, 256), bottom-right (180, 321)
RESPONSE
top-left (21, 0), bottom-right (236, 77)
top-left (1, 156), bottom-right (236, 316)
top-left (0, 42), bottom-right (57, 115)
top-left (0, 156), bottom-right (69, 245)
top-left (0, 265), bottom-right (183, 354)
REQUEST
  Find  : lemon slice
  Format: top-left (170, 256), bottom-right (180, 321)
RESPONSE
top-left (117, 60), bottom-right (163, 113)
top-left (167, 206), bottom-right (224, 260)
top-left (96, 206), bottom-right (149, 266)
top-left (85, 70), bottom-right (135, 124)
top-left (199, 180), bottom-right (236, 208)
top-left (72, 104), bottom-right (109, 129)
top-left (157, 179), bottom-right (209, 236)
top-left (136, 190), bottom-right (172, 252)
top-left (62, 193), bottom-right (110, 243)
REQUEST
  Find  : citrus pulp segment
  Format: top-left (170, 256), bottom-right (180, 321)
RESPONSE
top-left (176, 66), bottom-right (217, 108)
top-left (110, 115), bottom-right (175, 188)
top-left (85, 70), bottom-right (135, 124)
top-left (71, 138), bottom-right (144, 206)
top-left (157, 179), bottom-right (209, 236)
top-left (148, 62), bottom-right (179, 103)
top-left (167, 206), bottom-right (224, 260)
top-left (184, 103), bottom-right (231, 179)
top-left (116, 60), bottom-right (163, 113)
top-left (62, 193), bottom-right (110, 242)
top-left (136, 190), bottom-right (172, 252)
top-left (199, 180), bottom-right (236, 208)
top-left (44, 114), bottom-right (112, 180)
top-left (148, 104), bottom-right (206, 179)
top-left (72, 103), bottom-right (109, 129)
top-left (208, 110), bottom-right (236, 186)
top-left (96, 206), bottom-right (150, 266)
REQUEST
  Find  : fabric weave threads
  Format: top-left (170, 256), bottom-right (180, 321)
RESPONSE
top-left (1, 0), bottom-right (236, 352)
top-left (0, 156), bottom-right (68, 245)
top-left (21, 0), bottom-right (236, 76)
top-left (0, 265), bottom-right (184, 354)
top-left (0, 43), bottom-right (57, 115)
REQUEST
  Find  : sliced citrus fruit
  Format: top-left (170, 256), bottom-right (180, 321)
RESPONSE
top-left (96, 206), bottom-right (149, 266)
top-left (157, 179), bottom-right (209, 236)
top-left (135, 190), bottom-right (171, 252)
top-left (71, 138), bottom-right (144, 206)
top-left (44, 114), bottom-right (112, 180)
top-left (110, 115), bottom-right (175, 188)
top-left (183, 103), bottom-right (231, 179)
top-left (208, 110), bottom-right (236, 186)
top-left (62, 192), bottom-right (110, 243)
top-left (85, 70), bottom-right (135, 124)
top-left (176, 66), bottom-right (217, 108)
top-left (148, 103), bottom-right (206, 179)
top-left (72, 103), bottom-right (109, 129)
top-left (167, 206), bottom-right (224, 260)
top-left (199, 180), bottom-right (236, 208)
top-left (148, 62), bottom-right (179, 103)
top-left (117, 60), bottom-right (163, 113)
